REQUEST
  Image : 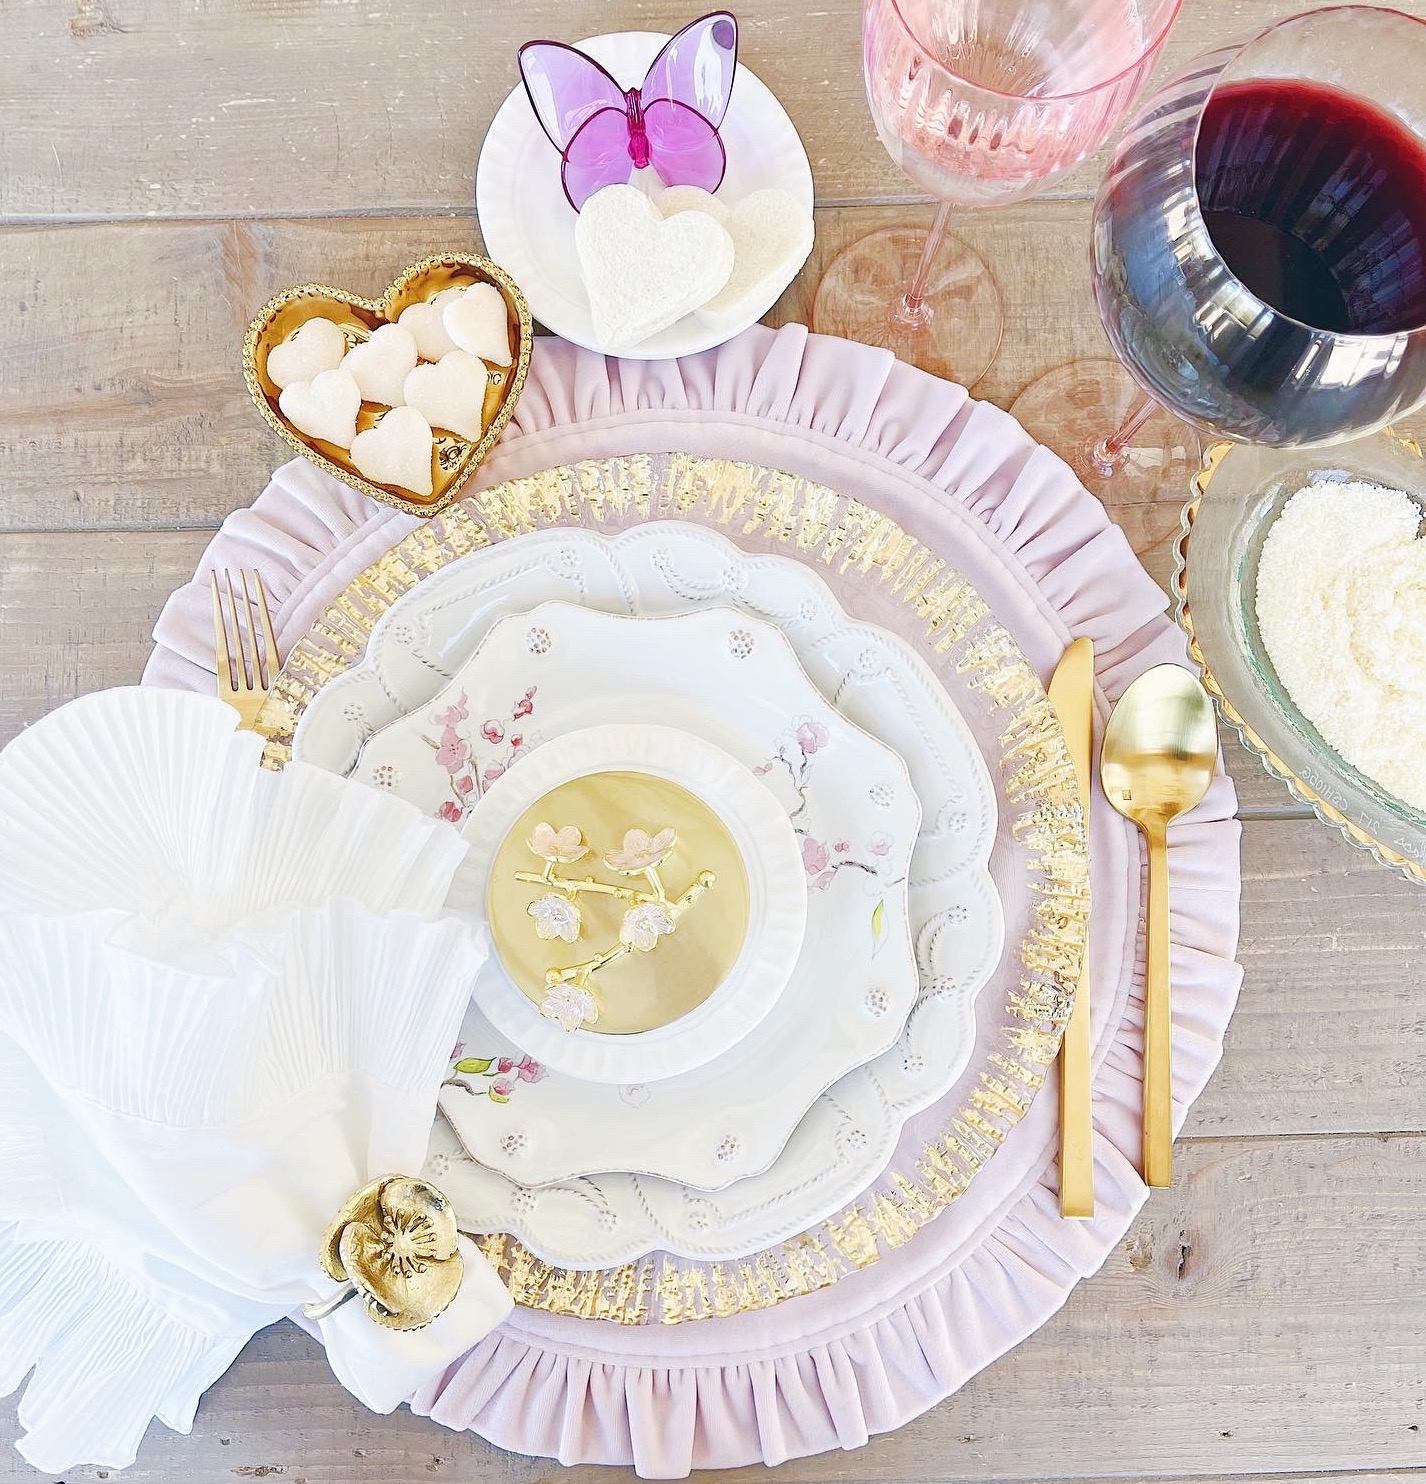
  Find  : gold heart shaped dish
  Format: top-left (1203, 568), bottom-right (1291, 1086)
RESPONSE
top-left (244, 254), bottom-right (533, 518)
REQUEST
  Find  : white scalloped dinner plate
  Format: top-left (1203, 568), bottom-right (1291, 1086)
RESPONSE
top-left (475, 30), bottom-right (815, 359)
top-left (296, 522), bottom-right (1003, 1264)
top-left (357, 603), bottom-right (920, 1191)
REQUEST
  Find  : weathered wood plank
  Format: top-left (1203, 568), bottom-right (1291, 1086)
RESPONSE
top-left (1186, 819), bottom-right (1426, 1139)
top-left (0, 201), bottom-right (1328, 815)
top-left (3, 1135), bottom-right (1422, 1481)
top-left (2, 0), bottom-right (1407, 220)
top-left (0, 217), bottom-right (475, 531)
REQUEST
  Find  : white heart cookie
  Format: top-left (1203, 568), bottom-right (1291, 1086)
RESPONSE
top-left (576, 184), bottom-right (734, 351)
top-left (695, 188), bottom-right (814, 333)
top-left (348, 405), bottom-right (435, 497)
top-left (341, 323), bottom-right (418, 406)
top-left (443, 283), bottom-right (513, 367)
top-left (265, 317), bottom-right (348, 390)
top-left (403, 351), bottom-right (489, 441)
top-left (398, 287), bottom-right (465, 361)
top-left (277, 367), bottom-right (361, 449)
top-left (657, 185), bottom-right (731, 225)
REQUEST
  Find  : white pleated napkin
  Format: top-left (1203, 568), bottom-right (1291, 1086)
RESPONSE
top-left (0, 690), bottom-right (512, 1473)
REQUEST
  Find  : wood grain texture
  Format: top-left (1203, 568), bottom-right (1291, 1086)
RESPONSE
top-left (0, 203), bottom-right (1126, 533)
top-left (0, 0), bottom-right (1365, 221)
top-left (3, 1135), bottom-right (1423, 1482)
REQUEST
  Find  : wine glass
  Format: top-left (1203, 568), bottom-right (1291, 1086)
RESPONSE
top-left (1013, 5), bottom-right (1426, 526)
top-left (812, 0), bottom-right (1183, 387)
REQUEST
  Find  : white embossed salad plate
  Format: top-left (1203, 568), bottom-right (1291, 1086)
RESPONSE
top-left (355, 602), bottom-right (921, 1191)
top-left (295, 522), bottom-right (1003, 1261)
top-left (448, 722), bottom-right (807, 1086)
top-left (291, 531), bottom-right (638, 777)
top-left (475, 30), bottom-right (814, 359)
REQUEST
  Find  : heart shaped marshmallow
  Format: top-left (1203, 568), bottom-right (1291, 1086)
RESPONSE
top-left (341, 323), bottom-right (419, 406)
top-left (349, 405), bottom-right (435, 497)
top-left (691, 188), bottom-right (814, 333)
top-left (576, 185), bottom-right (734, 351)
top-left (397, 287), bottom-right (465, 362)
top-left (403, 351), bottom-right (489, 441)
top-left (442, 282), bottom-right (513, 367)
top-left (657, 185), bottom-right (730, 225)
top-left (265, 317), bottom-right (348, 390)
top-left (277, 367), bottom-right (362, 449)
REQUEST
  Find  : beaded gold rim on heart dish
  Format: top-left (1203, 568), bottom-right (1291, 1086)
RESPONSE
top-left (256, 454), bottom-right (1086, 1326)
top-left (243, 253), bottom-right (534, 520)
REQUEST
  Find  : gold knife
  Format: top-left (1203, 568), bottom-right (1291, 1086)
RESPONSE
top-left (1048, 637), bottom-right (1095, 1219)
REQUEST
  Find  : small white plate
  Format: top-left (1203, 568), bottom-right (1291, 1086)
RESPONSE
top-left (456, 722), bottom-right (807, 1086)
top-left (475, 30), bottom-right (815, 359)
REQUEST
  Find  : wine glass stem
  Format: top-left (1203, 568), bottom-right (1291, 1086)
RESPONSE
top-left (1088, 394), bottom-right (1157, 476)
top-left (893, 202), bottom-right (955, 331)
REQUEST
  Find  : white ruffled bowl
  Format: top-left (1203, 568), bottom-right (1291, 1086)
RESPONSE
top-left (450, 723), bottom-right (807, 1084)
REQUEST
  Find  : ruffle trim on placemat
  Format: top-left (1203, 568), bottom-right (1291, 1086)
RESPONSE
top-left (145, 324), bottom-right (1243, 1477)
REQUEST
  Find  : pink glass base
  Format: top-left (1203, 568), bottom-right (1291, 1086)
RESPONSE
top-left (1009, 359), bottom-right (1199, 553)
top-left (812, 226), bottom-right (1003, 387)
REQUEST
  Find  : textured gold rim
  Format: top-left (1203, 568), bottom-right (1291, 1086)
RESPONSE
top-left (257, 454), bottom-right (1086, 1324)
top-left (242, 253), bottom-right (535, 520)
top-left (1174, 445), bottom-right (1426, 886)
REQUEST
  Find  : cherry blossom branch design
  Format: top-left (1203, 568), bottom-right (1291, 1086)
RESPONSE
top-left (519, 823), bottom-right (717, 1033)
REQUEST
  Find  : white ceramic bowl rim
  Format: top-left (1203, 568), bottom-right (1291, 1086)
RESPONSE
top-left (459, 722), bottom-right (808, 1083)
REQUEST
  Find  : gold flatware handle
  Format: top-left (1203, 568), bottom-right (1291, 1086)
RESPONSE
top-left (1048, 636), bottom-right (1095, 1219)
top-left (1059, 957), bottom-right (1094, 1216)
top-left (1144, 823), bottom-right (1172, 1187)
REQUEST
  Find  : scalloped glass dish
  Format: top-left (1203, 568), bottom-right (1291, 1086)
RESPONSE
top-left (1174, 435), bottom-right (1426, 884)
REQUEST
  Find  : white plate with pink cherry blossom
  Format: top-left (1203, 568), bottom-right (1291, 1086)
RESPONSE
top-left (293, 522), bottom-right (1002, 1261)
top-left (355, 602), bottom-right (921, 1191)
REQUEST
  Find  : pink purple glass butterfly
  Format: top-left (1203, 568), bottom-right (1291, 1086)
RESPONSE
top-left (519, 11), bottom-right (738, 211)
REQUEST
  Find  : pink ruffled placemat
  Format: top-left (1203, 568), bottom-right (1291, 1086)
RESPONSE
top-left (145, 324), bottom-right (1242, 1477)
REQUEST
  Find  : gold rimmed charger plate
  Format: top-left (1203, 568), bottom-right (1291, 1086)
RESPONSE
top-left (257, 453), bottom-right (1086, 1325)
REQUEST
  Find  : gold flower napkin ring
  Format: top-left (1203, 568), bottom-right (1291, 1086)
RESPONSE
top-left (517, 823), bottom-right (716, 1032)
top-left (302, 1174), bottom-right (463, 1331)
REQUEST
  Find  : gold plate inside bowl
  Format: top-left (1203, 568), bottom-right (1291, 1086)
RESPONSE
top-left (487, 770), bottom-right (750, 1035)
top-left (243, 253), bottom-right (533, 519)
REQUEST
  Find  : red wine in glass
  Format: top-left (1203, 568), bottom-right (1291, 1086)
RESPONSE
top-left (1089, 7), bottom-right (1426, 452)
top-left (1196, 80), bottom-right (1426, 338)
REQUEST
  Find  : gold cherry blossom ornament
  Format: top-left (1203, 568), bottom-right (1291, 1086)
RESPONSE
top-left (513, 820), bottom-right (716, 1032)
top-left (305, 1175), bottom-right (463, 1331)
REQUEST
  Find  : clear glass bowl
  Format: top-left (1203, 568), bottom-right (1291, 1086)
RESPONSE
top-left (1173, 432), bottom-right (1426, 884)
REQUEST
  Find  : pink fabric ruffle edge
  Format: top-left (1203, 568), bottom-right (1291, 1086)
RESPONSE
top-left (145, 324), bottom-right (1242, 1477)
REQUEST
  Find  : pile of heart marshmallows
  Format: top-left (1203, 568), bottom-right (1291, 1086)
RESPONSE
top-left (575, 183), bottom-right (814, 352)
top-left (265, 284), bottom-right (513, 497)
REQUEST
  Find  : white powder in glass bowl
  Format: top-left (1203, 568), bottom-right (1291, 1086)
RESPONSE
top-left (1255, 479), bottom-right (1426, 813)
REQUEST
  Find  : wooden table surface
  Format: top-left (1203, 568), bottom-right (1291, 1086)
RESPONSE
top-left (3, 0), bottom-right (1425, 1479)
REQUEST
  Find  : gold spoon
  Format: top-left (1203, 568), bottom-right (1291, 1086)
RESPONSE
top-left (1100, 664), bottom-right (1217, 1188)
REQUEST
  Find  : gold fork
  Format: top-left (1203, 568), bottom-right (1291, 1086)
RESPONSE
top-left (211, 568), bottom-right (278, 731)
